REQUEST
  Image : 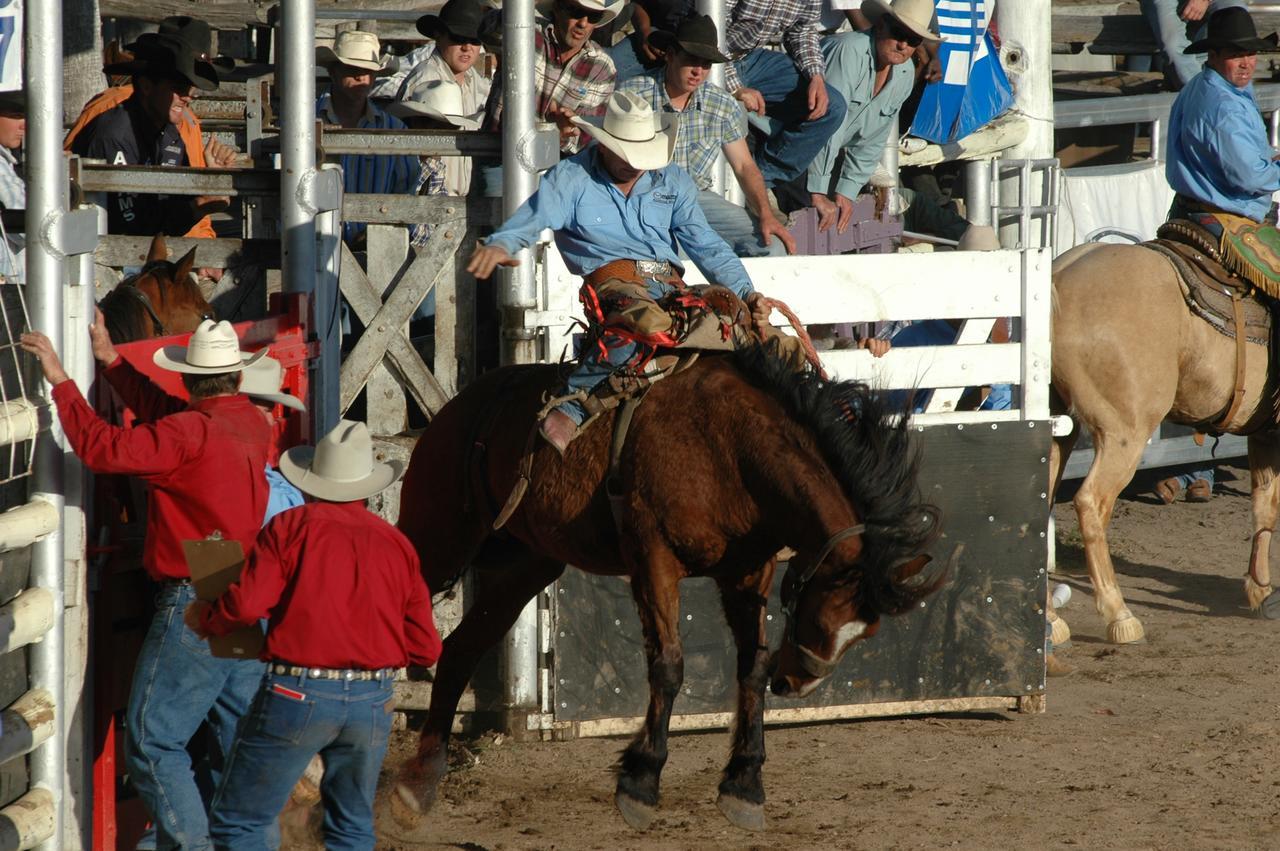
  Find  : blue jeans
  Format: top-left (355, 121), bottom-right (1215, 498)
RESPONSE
top-left (559, 276), bottom-right (679, 425)
top-left (210, 672), bottom-right (395, 851)
top-left (889, 320), bottom-right (1013, 412)
top-left (733, 48), bottom-right (847, 187)
top-left (605, 34), bottom-right (659, 82)
top-left (1135, 1), bottom-right (1242, 88)
top-left (126, 583), bottom-right (266, 851)
top-left (696, 190), bottom-right (787, 258)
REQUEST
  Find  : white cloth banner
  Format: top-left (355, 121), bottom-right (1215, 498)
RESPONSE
top-left (1055, 160), bottom-right (1176, 254)
top-left (0, 0), bottom-right (21, 93)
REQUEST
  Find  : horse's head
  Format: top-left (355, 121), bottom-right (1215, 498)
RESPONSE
top-left (100, 234), bottom-right (215, 343)
top-left (769, 527), bottom-right (952, 700)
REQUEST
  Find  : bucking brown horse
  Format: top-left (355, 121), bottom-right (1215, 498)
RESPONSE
top-left (98, 234), bottom-right (213, 342)
top-left (389, 344), bottom-right (944, 834)
top-left (1050, 242), bottom-right (1280, 646)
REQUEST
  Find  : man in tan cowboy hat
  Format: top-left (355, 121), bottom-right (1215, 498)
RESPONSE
top-left (620, 13), bottom-right (795, 258)
top-left (317, 30), bottom-right (421, 246)
top-left (20, 317), bottom-right (275, 849)
top-left (186, 419), bottom-right (442, 849)
top-left (69, 32), bottom-right (230, 241)
top-left (469, 90), bottom-right (806, 452)
top-left (806, 0), bottom-right (940, 233)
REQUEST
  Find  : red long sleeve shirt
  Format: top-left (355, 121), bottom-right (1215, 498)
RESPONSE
top-left (201, 501), bottom-right (442, 670)
top-left (52, 364), bottom-right (271, 582)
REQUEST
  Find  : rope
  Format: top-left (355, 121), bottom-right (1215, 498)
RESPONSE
top-left (760, 296), bottom-right (829, 380)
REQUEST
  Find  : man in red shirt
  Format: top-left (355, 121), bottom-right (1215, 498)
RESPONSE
top-left (185, 419), bottom-right (441, 850)
top-left (21, 318), bottom-right (272, 850)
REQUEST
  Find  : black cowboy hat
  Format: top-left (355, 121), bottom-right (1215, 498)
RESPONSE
top-left (129, 17), bottom-right (236, 71)
top-left (417, 0), bottom-right (487, 42)
top-left (0, 89), bottom-right (24, 114)
top-left (1186, 7), bottom-right (1279, 54)
top-left (105, 33), bottom-right (220, 91)
top-left (647, 12), bottom-right (731, 63)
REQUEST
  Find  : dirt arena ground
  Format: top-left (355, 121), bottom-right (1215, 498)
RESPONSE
top-left (283, 463), bottom-right (1276, 850)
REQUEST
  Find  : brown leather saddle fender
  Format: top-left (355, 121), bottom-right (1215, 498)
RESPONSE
top-left (1149, 221), bottom-right (1269, 433)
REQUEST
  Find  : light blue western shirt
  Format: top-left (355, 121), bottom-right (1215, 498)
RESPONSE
top-left (1167, 66), bottom-right (1280, 222)
top-left (264, 466), bottom-right (304, 526)
top-left (484, 147), bottom-right (754, 296)
top-left (806, 29), bottom-right (915, 198)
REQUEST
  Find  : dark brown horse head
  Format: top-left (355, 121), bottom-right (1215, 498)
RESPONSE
top-left (771, 547), bottom-right (949, 698)
top-left (99, 234), bottom-right (214, 343)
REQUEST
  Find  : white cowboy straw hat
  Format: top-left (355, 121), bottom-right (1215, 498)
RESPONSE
top-left (153, 319), bottom-right (267, 375)
top-left (862, 0), bottom-right (942, 44)
top-left (315, 30), bottom-right (394, 75)
top-left (240, 356), bottom-right (306, 412)
top-left (535, 0), bottom-right (624, 27)
top-left (387, 80), bottom-right (482, 130)
top-left (280, 420), bottom-right (404, 502)
top-left (570, 91), bottom-right (678, 170)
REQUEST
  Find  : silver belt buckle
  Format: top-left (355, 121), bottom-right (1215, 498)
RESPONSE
top-left (635, 260), bottom-right (669, 278)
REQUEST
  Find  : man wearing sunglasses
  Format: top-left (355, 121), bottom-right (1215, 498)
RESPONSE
top-left (804, 0), bottom-right (940, 233)
top-left (713, 0), bottom-right (847, 192)
top-left (485, 0), bottom-right (623, 157)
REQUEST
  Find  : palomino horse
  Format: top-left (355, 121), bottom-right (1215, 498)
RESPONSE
top-left (1050, 242), bottom-right (1278, 645)
top-left (388, 345), bottom-right (944, 834)
top-left (98, 234), bottom-right (213, 342)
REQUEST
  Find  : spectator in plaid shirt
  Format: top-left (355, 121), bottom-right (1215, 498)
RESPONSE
top-left (620, 13), bottom-right (796, 257)
top-left (485, 0), bottom-right (622, 155)
top-left (708, 0), bottom-right (847, 191)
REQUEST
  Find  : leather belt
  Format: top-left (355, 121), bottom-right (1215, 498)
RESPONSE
top-left (584, 258), bottom-right (682, 288)
top-left (270, 663), bottom-right (397, 681)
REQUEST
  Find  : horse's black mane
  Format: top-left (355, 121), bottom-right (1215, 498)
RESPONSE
top-left (731, 342), bottom-right (941, 616)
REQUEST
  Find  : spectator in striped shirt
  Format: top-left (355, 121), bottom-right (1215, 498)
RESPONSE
top-left (621, 13), bottom-right (796, 257)
top-left (315, 31), bottom-right (421, 247)
top-left (712, 0), bottom-right (847, 191)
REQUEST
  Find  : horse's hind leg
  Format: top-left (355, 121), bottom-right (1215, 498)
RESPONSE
top-left (1245, 433), bottom-right (1280, 609)
top-left (616, 549), bottom-right (685, 831)
top-left (390, 551), bottom-right (565, 834)
top-left (1076, 426), bottom-right (1154, 644)
top-left (1047, 422), bottom-right (1080, 647)
top-left (713, 561), bottom-right (776, 832)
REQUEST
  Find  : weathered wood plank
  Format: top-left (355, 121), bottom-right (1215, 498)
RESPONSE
top-left (100, 1), bottom-right (443, 29)
top-left (1052, 13), bottom-right (1280, 52)
top-left (95, 236), bottom-right (281, 269)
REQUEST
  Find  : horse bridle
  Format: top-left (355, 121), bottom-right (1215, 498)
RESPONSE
top-left (779, 523), bottom-right (867, 681)
top-left (119, 281), bottom-right (169, 337)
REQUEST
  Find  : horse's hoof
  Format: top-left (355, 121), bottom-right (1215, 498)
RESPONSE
top-left (1107, 615), bottom-right (1145, 644)
top-left (1049, 614), bottom-right (1071, 647)
top-left (615, 792), bottom-right (657, 830)
top-left (374, 784), bottom-right (434, 844)
top-left (1244, 577), bottom-right (1273, 611)
top-left (716, 793), bottom-right (766, 832)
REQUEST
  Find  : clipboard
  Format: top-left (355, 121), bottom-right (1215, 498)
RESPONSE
top-left (183, 537), bottom-right (265, 661)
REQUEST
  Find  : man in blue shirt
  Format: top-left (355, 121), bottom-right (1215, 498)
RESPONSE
top-left (1161, 6), bottom-right (1280, 505)
top-left (1167, 7), bottom-right (1280, 227)
top-left (468, 91), bottom-right (803, 452)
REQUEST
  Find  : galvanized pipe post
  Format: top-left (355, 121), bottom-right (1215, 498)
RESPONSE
top-left (280, 0), bottom-right (339, 435)
top-left (965, 159), bottom-right (993, 226)
top-left (498, 0), bottom-right (542, 731)
top-left (697, 0), bottom-right (733, 199)
top-left (25, 0), bottom-right (67, 846)
top-left (997, 0), bottom-right (1053, 249)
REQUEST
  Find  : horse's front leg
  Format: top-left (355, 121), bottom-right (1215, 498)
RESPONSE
top-left (616, 555), bottom-right (684, 830)
top-left (713, 560), bottom-right (777, 832)
top-left (1246, 433), bottom-right (1280, 609)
